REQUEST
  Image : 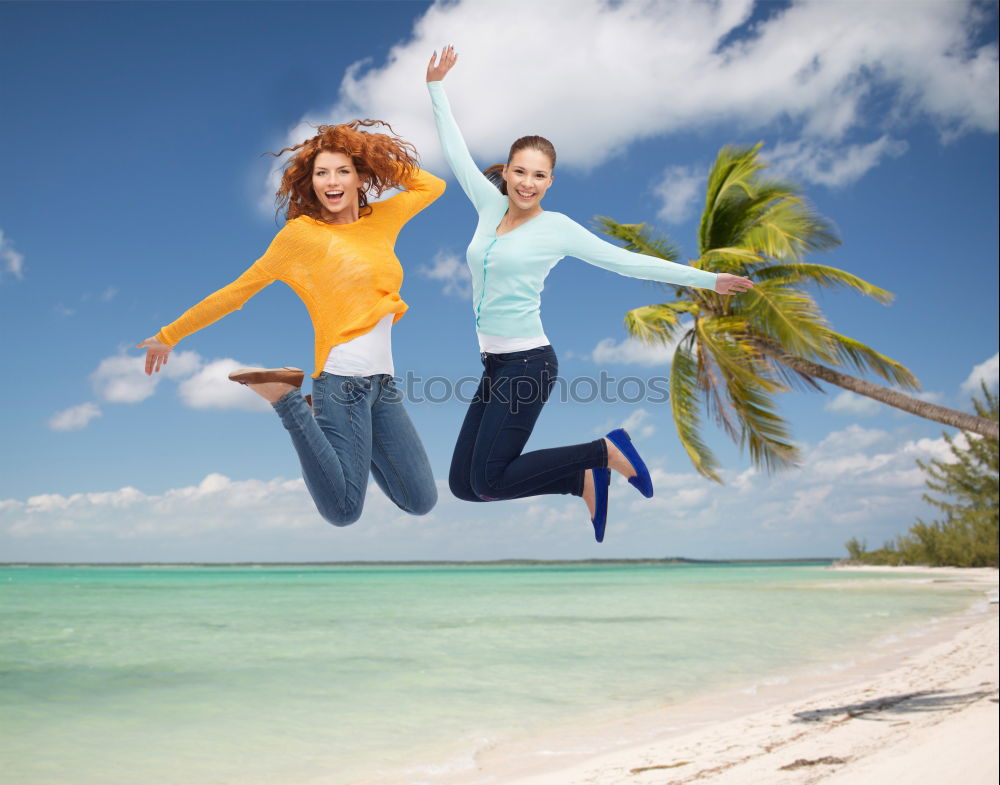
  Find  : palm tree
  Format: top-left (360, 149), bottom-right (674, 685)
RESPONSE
top-left (598, 144), bottom-right (998, 482)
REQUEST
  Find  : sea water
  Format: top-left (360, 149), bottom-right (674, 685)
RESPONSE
top-left (0, 563), bottom-right (980, 784)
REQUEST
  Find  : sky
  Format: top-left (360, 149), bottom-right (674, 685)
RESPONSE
top-left (0, 0), bottom-right (997, 563)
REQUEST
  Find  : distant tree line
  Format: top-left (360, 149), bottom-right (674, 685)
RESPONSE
top-left (844, 386), bottom-right (998, 568)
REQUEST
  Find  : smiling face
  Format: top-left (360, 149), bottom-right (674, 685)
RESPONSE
top-left (311, 151), bottom-right (362, 223)
top-left (502, 148), bottom-right (554, 211)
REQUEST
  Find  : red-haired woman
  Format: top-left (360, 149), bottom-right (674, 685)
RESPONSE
top-left (137, 121), bottom-right (444, 526)
top-left (425, 46), bottom-right (753, 542)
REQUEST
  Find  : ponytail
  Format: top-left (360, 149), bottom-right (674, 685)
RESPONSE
top-left (483, 164), bottom-right (507, 194)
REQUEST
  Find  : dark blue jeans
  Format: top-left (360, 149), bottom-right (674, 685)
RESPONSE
top-left (449, 346), bottom-right (607, 502)
top-left (274, 373), bottom-right (437, 526)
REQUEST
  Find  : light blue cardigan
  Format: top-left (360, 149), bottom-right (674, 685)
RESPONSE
top-left (427, 81), bottom-right (718, 340)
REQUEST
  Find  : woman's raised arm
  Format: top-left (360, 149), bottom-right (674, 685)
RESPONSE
top-left (425, 46), bottom-right (503, 212)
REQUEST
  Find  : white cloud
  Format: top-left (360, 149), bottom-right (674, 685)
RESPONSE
top-left (90, 354), bottom-right (160, 403)
top-left (596, 407), bottom-right (658, 440)
top-left (782, 484), bottom-right (835, 523)
top-left (805, 425), bottom-right (950, 484)
top-left (814, 423), bottom-right (890, 453)
top-left (0, 419), bottom-right (969, 561)
top-left (90, 350), bottom-right (201, 404)
top-left (824, 390), bottom-right (882, 417)
top-left (158, 351), bottom-right (203, 380)
top-left (4, 474), bottom-right (316, 540)
top-left (48, 402), bottom-right (102, 432)
top-left (51, 287), bottom-right (122, 317)
top-left (591, 329), bottom-right (688, 367)
top-left (654, 165), bottom-right (704, 224)
top-left (2, 473), bottom-right (570, 559)
top-left (419, 250), bottom-right (472, 298)
top-left (60, 350), bottom-right (278, 425)
top-left (178, 359), bottom-right (272, 412)
top-left (732, 466), bottom-right (758, 493)
top-left (642, 481), bottom-right (711, 514)
top-left (0, 229), bottom-right (25, 281)
top-left (621, 408), bottom-right (656, 440)
top-left (961, 352), bottom-right (999, 394)
top-left (767, 136), bottom-right (909, 188)
top-left (271, 0), bottom-right (997, 205)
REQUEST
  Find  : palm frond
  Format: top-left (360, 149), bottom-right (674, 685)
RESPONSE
top-left (738, 195), bottom-right (840, 261)
top-left (699, 144), bottom-right (840, 261)
top-left (593, 217), bottom-right (681, 262)
top-left (624, 303), bottom-right (697, 345)
top-left (727, 378), bottom-right (802, 473)
top-left (697, 320), bottom-right (801, 473)
top-left (699, 246), bottom-right (763, 274)
top-left (670, 341), bottom-right (722, 482)
top-left (704, 315), bottom-right (823, 392)
top-left (707, 185), bottom-right (795, 254)
top-left (739, 280), bottom-right (834, 359)
top-left (818, 328), bottom-right (920, 390)
top-left (696, 334), bottom-right (740, 444)
top-left (697, 316), bottom-right (786, 394)
top-left (700, 144), bottom-right (765, 252)
top-left (753, 263), bottom-right (893, 304)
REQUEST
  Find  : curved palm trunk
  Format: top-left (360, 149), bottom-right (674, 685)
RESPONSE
top-left (754, 341), bottom-right (999, 440)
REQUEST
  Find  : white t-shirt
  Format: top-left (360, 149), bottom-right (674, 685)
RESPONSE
top-left (477, 332), bottom-right (550, 354)
top-left (323, 313), bottom-right (395, 377)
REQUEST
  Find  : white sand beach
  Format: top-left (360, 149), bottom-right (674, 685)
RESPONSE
top-left (430, 567), bottom-right (999, 785)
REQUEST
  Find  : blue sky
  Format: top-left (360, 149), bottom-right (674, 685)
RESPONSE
top-left (1, 0), bottom-right (997, 563)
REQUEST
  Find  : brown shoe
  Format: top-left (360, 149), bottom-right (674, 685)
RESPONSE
top-left (305, 394), bottom-right (313, 409)
top-left (228, 367), bottom-right (305, 387)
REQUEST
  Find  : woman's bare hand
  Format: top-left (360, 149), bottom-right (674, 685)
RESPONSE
top-left (136, 336), bottom-right (172, 375)
top-left (426, 45), bottom-right (458, 82)
top-left (715, 273), bottom-right (755, 295)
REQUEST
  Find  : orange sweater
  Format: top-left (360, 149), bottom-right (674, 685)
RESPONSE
top-left (156, 169), bottom-right (445, 377)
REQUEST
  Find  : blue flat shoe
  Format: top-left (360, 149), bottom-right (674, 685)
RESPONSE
top-left (606, 428), bottom-right (654, 498)
top-left (590, 467), bottom-right (611, 542)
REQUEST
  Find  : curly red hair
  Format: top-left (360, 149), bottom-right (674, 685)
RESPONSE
top-left (271, 119), bottom-right (418, 221)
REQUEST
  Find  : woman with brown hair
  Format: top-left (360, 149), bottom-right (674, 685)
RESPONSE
top-left (136, 120), bottom-right (444, 526)
top-left (425, 46), bottom-right (753, 542)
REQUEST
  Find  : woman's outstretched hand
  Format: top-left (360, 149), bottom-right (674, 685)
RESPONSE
top-left (426, 45), bottom-right (458, 82)
top-left (137, 336), bottom-right (172, 376)
top-left (715, 273), bottom-right (755, 295)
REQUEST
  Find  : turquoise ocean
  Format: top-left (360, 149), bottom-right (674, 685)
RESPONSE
top-left (0, 563), bottom-right (981, 784)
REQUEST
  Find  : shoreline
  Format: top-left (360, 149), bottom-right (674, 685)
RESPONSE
top-left (0, 558), bottom-right (838, 568)
top-left (386, 565), bottom-right (998, 785)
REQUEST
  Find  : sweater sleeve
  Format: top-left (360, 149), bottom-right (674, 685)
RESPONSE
top-left (426, 81), bottom-right (504, 212)
top-left (558, 215), bottom-right (718, 290)
top-left (374, 167), bottom-right (446, 230)
top-left (155, 241), bottom-right (282, 347)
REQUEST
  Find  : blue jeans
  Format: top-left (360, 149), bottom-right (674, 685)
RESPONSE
top-left (273, 373), bottom-right (437, 526)
top-left (448, 346), bottom-right (607, 502)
